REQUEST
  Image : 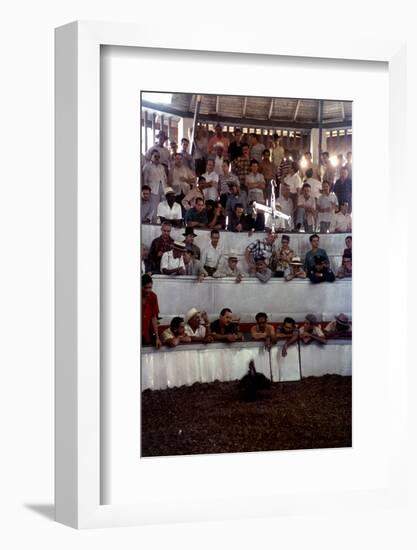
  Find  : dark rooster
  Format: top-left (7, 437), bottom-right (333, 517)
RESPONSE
top-left (239, 360), bottom-right (271, 401)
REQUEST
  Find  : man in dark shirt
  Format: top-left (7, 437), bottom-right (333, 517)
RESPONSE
top-left (228, 128), bottom-right (243, 162)
top-left (304, 234), bottom-right (329, 272)
top-left (148, 221), bottom-right (174, 273)
top-left (228, 203), bottom-right (250, 232)
top-left (210, 308), bottom-right (243, 342)
top-left (307, 255), bottom-right (336, 284)
top-left (184, 197), bottom-right (209, 228)
top-left (333, 166), bottom-right (352, 211)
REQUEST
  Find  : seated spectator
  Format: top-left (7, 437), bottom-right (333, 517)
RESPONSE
top-left (250, 312), bottom-right (277, 349)
top-left (334, 202), bottom-right (352, 233)
top-left (225, 181), bottom-right (248, 216)
top-left (333, 166), bottom-right (352, 212)
top-left (246, 200), bottom-right (266, 232)
top-left (295, 183), bottom-right (316, 232)
top-left (160, 241), bottom-right (186, 276)
top-left (141, 243), bottom-right (152, 275)
top-left (148, 221), bottom-right (174, 273)
top-left (156, 187), bottom-right (183, 227)
top-left (184, 308), bottom-right (213, 343)
top-left (200, 229), bottom-right (224, 276)
top-left (141, 185), bottom-right (155, 224)
top-left (161, 316), bottom-right (192, 347)
top-left (336, 252), bottom-right (352, 279)
top-left (210, 308), bottom-right (243, 342)
top-left (316, 180), bottom-right (338, 233)
top-left (307, 255), bottom-right (336, 284)
top-left (246, 159), bottom-right (266, 205)
top-left (284, 256), bottom-right (307, 281)
top-left (219, 159), bottom-right (240, 207)
top-left (184, 197), bottom-right (208, 228)
top-left (276, 317), bottom-right (298, 357)
top-left (202, 158), bottom-right (219, 202)
top-left (182, 177), bottom-right (205, 211)
top-left (304, 233), bottom-right (329, 272)
top-left (213, 252), bottom-right (243, 283)
top-left (168, 153), bottom-right (195, 201)
top-left (207, 201), bottom-right (226, 230)
top-left (299, 313), bottom-right (326, 344)
top-left (343, 235), bottom-right (352, 258)
top-left (141, 274), bottom-right (161, 349)
top-left (245, 229), bottom-right (277, 274)
top-left (183, 247), bottom-right (207, 281)
top-left (272, 234), bottom-right (294, 277)
top-left (182, 226), bottom-right (200, 259)
top-left (228, 203), bottom-right (250, 232)
top-left (324, 313), bottom-right (352, 337)
top-left (253, 257), bottom-right (273, 283)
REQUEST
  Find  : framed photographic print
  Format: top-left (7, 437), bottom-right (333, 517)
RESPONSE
top-left (55, 21), bottom-right (407, 528)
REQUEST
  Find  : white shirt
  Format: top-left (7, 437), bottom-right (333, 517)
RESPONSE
top-left (145, 144), bottom-right (170, 166)
top-left (334, 211), bottom-right (352, 232)
top-left (202, 170), bottom-right (219, 201)
top-left (284, 173), bottom-right (303, 194)
top-left (170, 165), bottom-right (193, 196)
top-left (317, 192), bottom-right (338, 223)
top-left (160, 250), bottom-right (185, 272)
top-left (185, 323), bottom-right (206, 338)
top-left (213, 156), bottom-right (225, 175)
top-left (305, 177), bottom-right (322, 199)
top-left (156, 201), bottom-right (182, 221)
top-left (300, 326), bottom-right (324, 337)
top-left (200, 242), bottom-right (224, 269)
top-left (246, 172), bottom-right (266, 204)
top-left (142, 162), bottom-right (167, 195)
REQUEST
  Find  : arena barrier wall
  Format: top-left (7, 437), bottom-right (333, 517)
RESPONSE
top-left (141, 340), bottom-right (351, 391)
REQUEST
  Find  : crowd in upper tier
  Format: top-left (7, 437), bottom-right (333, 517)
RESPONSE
top-left (141, 125), bottom-right (352, 234)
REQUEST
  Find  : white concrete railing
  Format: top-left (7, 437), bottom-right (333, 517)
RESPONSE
top-left (142, 224), bottom-right (351, 273)
top-left (141, 340), bottom-right (352, 391)
top-left (151, 276), bottom-right (351, 322)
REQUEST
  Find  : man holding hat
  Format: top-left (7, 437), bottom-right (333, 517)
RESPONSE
top-left (324, 313), bottom-right (351, 336)
top-left (213, 252), bottom-right (243, 283)
top-left (284, 256), bottom-right (307, 281)
top-left (156, 187), bottom-right (183, 227)
top-left (184, 308), bottom-right (213, 343)
top-left (160, 241), bottom-right (186, 276)
top-left (182, 226), bottom-right (201, 259)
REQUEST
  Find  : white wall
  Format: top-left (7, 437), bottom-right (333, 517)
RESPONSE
top-left (1, 1), bottom-right (415, 549)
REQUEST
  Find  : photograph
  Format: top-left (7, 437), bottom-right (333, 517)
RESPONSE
top-left (140, 91), bottom-right (352, 458)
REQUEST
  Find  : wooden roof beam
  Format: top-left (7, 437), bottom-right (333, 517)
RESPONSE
top-left (293, 100), bottom-right (301, 122)
top-left (268, 98), bottom-right (274, 119)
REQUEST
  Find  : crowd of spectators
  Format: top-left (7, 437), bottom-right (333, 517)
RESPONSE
top-left (141, 126), bottom-right (352, 233)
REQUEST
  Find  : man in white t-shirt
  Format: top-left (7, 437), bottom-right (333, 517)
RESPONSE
top-left (184, 308), bottom-right (213, 343)
top-left (156, 188), bottom-right (182, 227)
top-left (202, 158), bottom-right (219, 202)
top-left (316, 181), bottom-right (338, 233)
top-left (160, 241), bottom-right (186, 275)
top-left (304, 167), bottom-right (322, 199)
top-left (333, 201), bottom-right (352, 233)
top-left (283, 161), bottom-right (303, 210)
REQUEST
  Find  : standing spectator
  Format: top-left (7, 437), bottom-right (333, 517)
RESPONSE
top-left (344, 151), bottom-right (353, 180)
top-left (168, 140), bottom-right (178, 170)
top-left (213, 252), bottom-right (243, 283)
top-left (273, 234), bottom-right (295, 277)
top-left (250, 312), bottom-right (277, 349)
top-left (180, 137), bottom-right (195, 171)
top-left (148, 221), bottom-right (174, 273)
top-left (182, 226), bottom-right (201, 259)
top-left (273, 182), bottom-right (294, 232)
top-left (160, 241), bottom-right (186, 276)
top-left (334, 153), bottom-right (345, 181)
top-left (295, 183), bottom-right (316, 232)
top-left (184, 197), bottom-right (209, 228)
top-left (228, 128), bottom-right (243, 161)
top-left (142, 149), bottom-right (166, 222)
top-left (307, 255), bottom-right (336, 284)
top-left (304, 167), bottom-right (322, 200)
top-left (304, 234), bottom-right (329, 272)
top-left (250, 133), bottom-right (265, 162)
top-left (316, 180), bottom-right (338, 233)
top-left (334, 201), bottom-right (352, 233)
top-left (145, 130), bottom-right (170, 168)
top-left (184, 308), bottom-right (213, 343)
top-left (183, 247), bottom-right (207, 281)
top-left (225, 182), bottom-right (248, 217)
top-left (232, 143), bottom-right (251, 191)
top-left (320, 152), bottom-right (336, 186)
top-left (245, 230), bottom-right (277, 274)
top-left (181, 176), bottom-right (205, 211)
top-left (219, 160), bottom-right (240, 208)
top-left (246, 160), bottom-right (266, 205)
top-left (228, 203), bottom-right (250, 232)
top-left (141, 185), bottom-right (155, 224)
top-left (168, 153), bottom-right (195, 201)
top-left (141, 274), bottom-right (161, 348)
top-left (208, 123), bottom-right (230, 154)
top-left (193, 126), bottom-right (208, 176)
top-left (202, 158), bottom-right (219, 202)
top-left (333, 166), bottom-right (352, 212)
top-left (210, 308), bottom-right (243, 342)
top-left (259, 148), bottom-right (275, 188)
top-left (283, 161), bottom-right (303, 210)
top-left (213, 144), bottom-right (227, 176)
top-left (277, 149), bottom-right (293, 183)
top-left (300, 151), bottom-right (320, 180)
top-left (156, 188), bottom-right (183, 227)
top-left (200, 229), bottom-right (224, 276)
top-left (161, 317), bottom-right (191, 347)
top-left (272, 134), bottom-right (285, 178)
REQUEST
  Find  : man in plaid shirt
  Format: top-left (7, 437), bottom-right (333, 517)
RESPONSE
top-left (244, 229), bottom-right (277, 275)
top-left (232, 143), bottom-right (251, 191)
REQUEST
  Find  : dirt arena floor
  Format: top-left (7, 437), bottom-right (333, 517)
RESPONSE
top-left (141, 374), bottom-right (352, 457)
